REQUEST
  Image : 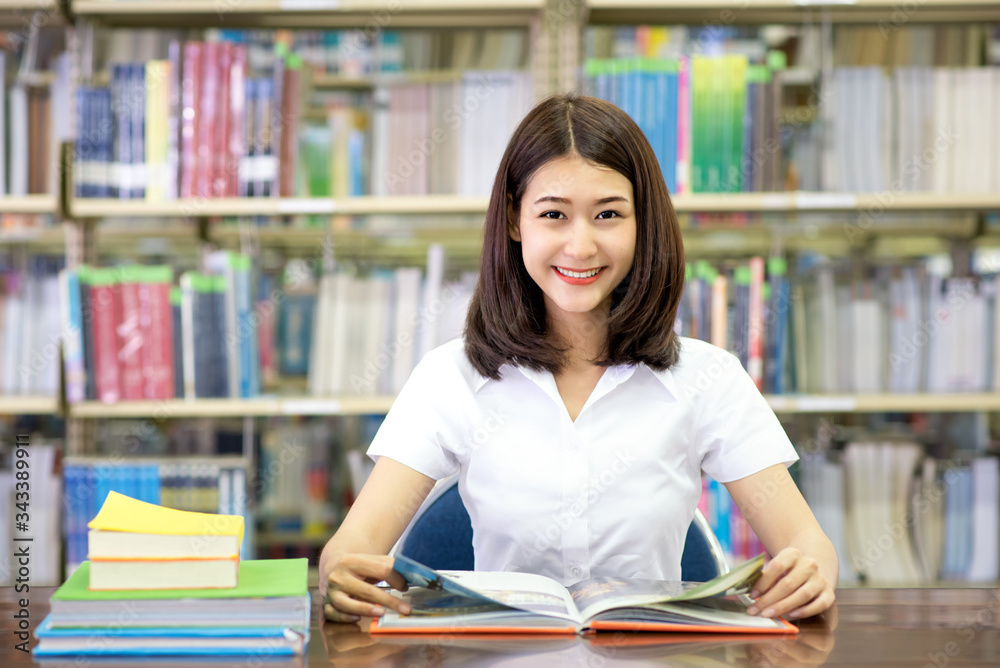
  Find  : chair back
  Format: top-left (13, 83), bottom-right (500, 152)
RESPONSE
top-left (391, 474), bottom-right (730, 580)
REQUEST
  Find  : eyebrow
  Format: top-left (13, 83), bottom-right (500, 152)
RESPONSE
top-left (533, 195), bottom-right (630, 206)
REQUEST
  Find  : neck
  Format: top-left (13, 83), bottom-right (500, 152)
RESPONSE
top-left (549, 306), bottom-right (610, 371)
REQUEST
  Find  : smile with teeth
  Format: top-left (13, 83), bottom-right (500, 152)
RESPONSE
top-left (555, 267), bottom-right (603, 279)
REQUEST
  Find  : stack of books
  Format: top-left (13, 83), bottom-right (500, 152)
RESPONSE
top-left (85, 491), bottom-right (244, 590)
top-left (33, 493), bottom-right (311, 658)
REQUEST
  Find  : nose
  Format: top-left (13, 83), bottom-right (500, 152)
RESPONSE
top-left (563, 218), bottom-right (598, 259)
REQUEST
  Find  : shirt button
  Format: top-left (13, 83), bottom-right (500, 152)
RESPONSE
top-left (570, 566), bottom-right (583, 578)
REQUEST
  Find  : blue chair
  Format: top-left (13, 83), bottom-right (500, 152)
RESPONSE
top-left (391, 474), bottom-right (730, 582)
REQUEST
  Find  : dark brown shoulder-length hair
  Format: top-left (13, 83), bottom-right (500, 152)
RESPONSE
top-left (464, 93), bottom-right (685, 380)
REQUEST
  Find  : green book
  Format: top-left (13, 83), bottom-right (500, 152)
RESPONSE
top-left (52, 559), bottom-right (308, 601)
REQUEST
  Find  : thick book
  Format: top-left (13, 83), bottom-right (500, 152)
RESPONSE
top-left (87, 491), bottom-right (244, 589)
top-left (371, 554), bottom-right (796, 635)
top-left (48, 559), bottom-right (309, 629)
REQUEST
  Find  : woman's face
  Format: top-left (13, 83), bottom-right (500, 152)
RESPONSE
top-left (512, 154), bottom-right (637, 324)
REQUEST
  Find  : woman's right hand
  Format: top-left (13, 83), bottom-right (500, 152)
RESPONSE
top-left (322, 553), bottom-right (413, 623)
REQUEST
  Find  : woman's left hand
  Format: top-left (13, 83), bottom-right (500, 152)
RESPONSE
top-left (745, 547), bottom-right (835, 621)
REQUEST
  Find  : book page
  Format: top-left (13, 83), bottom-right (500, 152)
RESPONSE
top-left (393, 556), bottom-right (580, 623)
top-left (568, 553), bottom-right (766, 621)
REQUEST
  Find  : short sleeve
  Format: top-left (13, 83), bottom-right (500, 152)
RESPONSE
top-left (696, 351), bottom-right (799, 483)
top-left (366, 350), bottom-right (463, 480)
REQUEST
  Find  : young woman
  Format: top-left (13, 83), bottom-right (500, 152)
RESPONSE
top-left (320, 93), bottom-right (837, 624)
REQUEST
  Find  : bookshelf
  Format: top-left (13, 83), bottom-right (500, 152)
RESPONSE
top-left (0, 395), bottom-right (61, 415)
top-left (58, 393), bottom-right (1000, 418)
top-left (584, 0), bottom-right (1000, 24)
top-left (70, 0), bottom-right (546, 28)
top-left (0, 0), bottom-right (992, 587)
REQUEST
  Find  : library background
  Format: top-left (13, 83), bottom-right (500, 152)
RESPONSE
top-left (0, 0), bottom-right (999, 591)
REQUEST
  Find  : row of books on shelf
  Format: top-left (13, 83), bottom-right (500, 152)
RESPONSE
top-left (675, 253), bottom-right (1000, 395)
top-left (73, 30), bottom-right (534, 200)
top-left (61, 459), bottom-right (250, 576)
top-left (0, 51), bottom-right (71, 198)
top-left (802, 444), bottom-right (999, 584)
top-left (0, 256), bottom-right (64, 398)
top-left (0, 441), bottom-right (62, 586)
top-left (583, 52), bottom-right (1000, 195)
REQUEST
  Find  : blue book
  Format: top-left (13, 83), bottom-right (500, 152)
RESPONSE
top-left (33, 614), bottom-right (308, 657)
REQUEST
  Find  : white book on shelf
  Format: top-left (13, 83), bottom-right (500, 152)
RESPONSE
top-left (307, 272), bottom-right (334, 397)
top-left (911, 457), bottom-right (945, 581)
top-left (851, 297), bottom-right (883, 393)
top-left (0, 471), bottom-right (11, 586)
top-left (930, 68), bottom-right (953, 193)
top-left (966, 456), bottom-right (999, 582)
top-left (993, 68), bottom-right (1000, 192)
top-left (1, 291), bottom-right (22, 395)
top-left (327, 272), bottom-right (354, 396)
top-left (8, 83), bottom-right (28, 196)
top-left (29, 444), bottom-right (62, 586)
top-left (888, 443), bottom-right (924, 583)
top-left (835, 283), bottom-right (852, 393)
top-left (370, 85), bottom-right (390, 197)
top-left (390, 267), bottom-right (422, 395)
top-left (817, 265), bottom-right (838, 394)
top-left (0, 51), bottom-right (6, 196)
top-left (416, 244), bottom-right (446, 362)
top-left (357, 274), bottom-right (391, 396)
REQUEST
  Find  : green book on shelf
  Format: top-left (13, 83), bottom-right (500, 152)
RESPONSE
top-left (52, 559), bottom-right (308, 601)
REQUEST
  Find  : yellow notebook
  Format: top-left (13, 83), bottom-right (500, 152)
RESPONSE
top-left (89, 491), bottom-right (244, 541)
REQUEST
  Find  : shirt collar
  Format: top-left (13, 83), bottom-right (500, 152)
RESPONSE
top-left (474, 360), bottom-right (677, 401)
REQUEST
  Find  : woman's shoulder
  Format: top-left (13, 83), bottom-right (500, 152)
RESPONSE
top-left (649, 337), bottom-right (744, 399)
top-left (415, 337), bottom-right (491, 394)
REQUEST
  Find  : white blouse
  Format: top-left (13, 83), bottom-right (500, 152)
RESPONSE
top-left (367, 337), bottom-right (798, 585)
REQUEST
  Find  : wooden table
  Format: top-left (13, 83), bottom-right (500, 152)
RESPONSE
top-left (2, 587), bottom-right (998, 666)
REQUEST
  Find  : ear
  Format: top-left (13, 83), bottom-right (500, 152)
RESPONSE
top-left (506, 194), bottom-right (521, 242)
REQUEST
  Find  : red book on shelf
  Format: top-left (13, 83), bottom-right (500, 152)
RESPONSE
top-left (117, 269), bottom-right (144, 401)
top-left (278, 59), bottom-right (300, 198)
top-left (139, 267), bottom-right (175, 400)
top-left (90, 271), bottom-right (122, 404)
top-left (197, 41), bottom-right (219, 199)
top-left (213, 42), bottom-right (232, 197)
top-left (180, 42), bottom-right (203, 199)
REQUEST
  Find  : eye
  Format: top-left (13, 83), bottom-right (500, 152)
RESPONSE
top-left (541, 210), bottom-right (565, 219)
top-left (597, 210), bottom-right (621, 220)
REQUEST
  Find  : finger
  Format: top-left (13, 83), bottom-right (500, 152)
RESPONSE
top-left (382, 569), bottom-right (410, 592)
top-left (332, 575), bottom-right (413, 615)
top-left (323, 602), bottom-right (361, 624)
top-left (750, 549), bottom-right (800, 599)
top-left (749, 558), bottom-right (819, 615)
top-left (328, 586), bottom-right (411, 619)
top-left (787, 590), bottom-right (836, 621)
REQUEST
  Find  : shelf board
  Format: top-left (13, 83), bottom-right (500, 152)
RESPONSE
top-left (766, 393), bottom-right (1000, 413)
top-left (68, 396), bottom-right (396, 418)
top-left (69, 195), bottom-right (491, 219)
top-left (69, 193), bottom-right (1000, 219)
top-left (0, 195), bottom-right (59, 215)
top-left (65, 394), bottom-right (1000, 417)
top-left (0, 395), bottom-right (60, 415)
top-left (71, 0), bottom-right (544, 28)
top-left (586, 0), bottom-right (1000, 24)
top-left (671, 192), bottom-right (1000, 213)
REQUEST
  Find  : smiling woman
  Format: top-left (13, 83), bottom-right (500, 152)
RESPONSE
top-left (465, 95), bottom-right (686, 382)
top-left (320, 93), bottom-right (837, 628)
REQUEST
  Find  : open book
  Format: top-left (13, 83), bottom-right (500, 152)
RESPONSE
top-left (371, 553), bottom-right (797, 635)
